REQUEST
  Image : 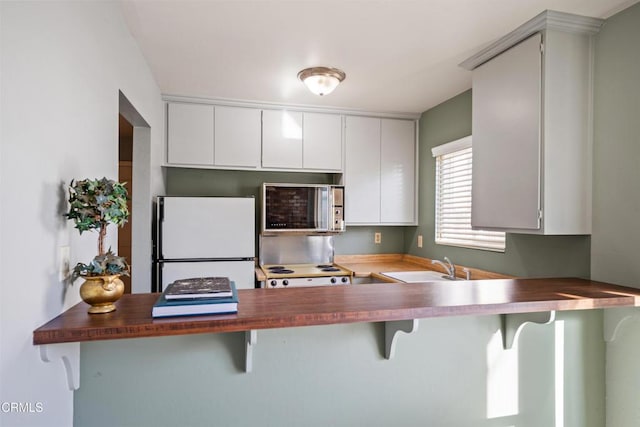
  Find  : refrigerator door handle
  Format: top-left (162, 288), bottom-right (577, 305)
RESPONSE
top-left (157, 198), bottom-right (165, 260)
top-left (157, 257), bottom-right (255, 263)
top-left (153, 262), bottom-right (163, 293)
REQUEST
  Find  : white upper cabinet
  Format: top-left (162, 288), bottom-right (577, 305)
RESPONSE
top-left (302, 113), bottom-right (343, 171)
top-left (166, 103), bottom-right (260, 168)
top-left (261, 110), bottom-right (303, 169)
top-left (165, 99), bottom-right (415, 176)
top-left (462, 11), bottom-right (603, 235)
top-left (345, 116), bottom-right (417, 225)
top-left (380, 119), bottom-right (416, 224)
top-left (214, 106), bottom-right (261, 168)
top-left (262, 110), bottom-right (342, 171)
top-left (472, 34), bottom-right (542, 231)
top-left (345, 116), bottom-right (381, 224)
top-left (167, 103), bottom-right (214, 166)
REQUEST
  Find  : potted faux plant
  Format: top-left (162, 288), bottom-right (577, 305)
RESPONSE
top-left (65, 177), bottom-right (130, 314)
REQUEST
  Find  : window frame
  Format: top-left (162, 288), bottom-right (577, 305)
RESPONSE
top-left (432, 136), bottom-right (506, 252)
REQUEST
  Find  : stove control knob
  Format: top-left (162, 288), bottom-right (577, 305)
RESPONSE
top-left (270, 280), bottom-right (277, 287)
top-left (341, 277), bottom-right (348, 283)
top-left (331, 277), bottom-right (337, 284)
top-left (283, 280), bottom-right (289, 286)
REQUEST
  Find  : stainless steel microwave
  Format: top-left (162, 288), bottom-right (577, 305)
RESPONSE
top-left (262, 183), bottom-right (345, 234)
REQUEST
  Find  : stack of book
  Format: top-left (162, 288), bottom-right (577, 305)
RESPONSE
top-left (152, 277), bottom-right (238, 318)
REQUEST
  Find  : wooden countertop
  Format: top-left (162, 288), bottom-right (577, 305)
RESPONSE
top-left (334, 254), bottom-right (512, 280)
top-left (33, 278), bottom-right (640, 345)
top-left (255, 254), bottom-right (512, 282)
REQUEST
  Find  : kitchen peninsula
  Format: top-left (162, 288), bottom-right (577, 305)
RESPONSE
top-left (36, 277), bottom-right (640, 425)
top-left (34, 278), bottom-right (640, 346)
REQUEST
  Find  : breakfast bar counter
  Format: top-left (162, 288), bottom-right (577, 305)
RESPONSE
top-left (33, 278), bottom-right (640, 345)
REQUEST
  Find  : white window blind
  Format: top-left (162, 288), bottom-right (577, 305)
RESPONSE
top-left (432, 137), bottom-right (505, 252)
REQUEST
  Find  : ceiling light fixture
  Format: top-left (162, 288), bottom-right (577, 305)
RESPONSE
top-left (297, 67), bottom-right (346, 96)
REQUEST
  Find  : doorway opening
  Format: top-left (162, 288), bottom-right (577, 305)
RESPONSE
top-left (118, 91), bottom-right (152, 294)
top-left (119, 114), bottom-right (134, 293)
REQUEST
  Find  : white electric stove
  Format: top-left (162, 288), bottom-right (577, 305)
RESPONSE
top-left (261, 263), bottom-right (352, 288)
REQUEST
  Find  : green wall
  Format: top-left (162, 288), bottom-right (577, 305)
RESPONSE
top-left (75, 309), bottom-right (604, 427)
top-left (589, 3), bottom-right (640, 426)
top-left (405, 90), bottom-right (591, 278)
top-left (166, 168), bottom-right (336, 196)
top-left (591, 1), bottom-right (640, 287)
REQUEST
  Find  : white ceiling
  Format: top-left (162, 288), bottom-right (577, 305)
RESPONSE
top-left (120, 0), bottom-right (636, 115)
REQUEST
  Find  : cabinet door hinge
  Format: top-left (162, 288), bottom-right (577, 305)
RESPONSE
top-left (538, 209), bottom-right (543, 220)
top-left (540, 41), bottom-right (544, 54)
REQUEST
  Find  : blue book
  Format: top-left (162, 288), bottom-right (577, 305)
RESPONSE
top-left (152, 281), bottom-right (238, 318)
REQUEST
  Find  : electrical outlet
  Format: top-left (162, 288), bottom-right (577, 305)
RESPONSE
top-left (374, 232), bottom-right (382, 244)
top-left (417, 235), bottom-right (423, 248)
top-left (59, 245), bottom-right (70, 281)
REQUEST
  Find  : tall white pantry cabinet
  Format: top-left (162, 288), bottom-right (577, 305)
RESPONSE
top-left (344, 116), bottom-right (417, 225)
top-left (461, 11), bottom-right (603, 235)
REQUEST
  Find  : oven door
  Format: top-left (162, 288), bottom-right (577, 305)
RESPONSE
top-left (263, 184), bottom-right (329, 232)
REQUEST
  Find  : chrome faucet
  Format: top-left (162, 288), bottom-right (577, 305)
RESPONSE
top-left (432, 256), bottom-right (456, 280)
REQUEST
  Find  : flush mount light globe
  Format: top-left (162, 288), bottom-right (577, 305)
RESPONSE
top-left (297, 67), bottom-right (346, 96)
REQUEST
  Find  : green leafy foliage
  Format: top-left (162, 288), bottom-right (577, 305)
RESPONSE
top-left (65, 177), bottom-right (129, 233)
top-left (65, 177), bottom-right (130, 279)
top-left (72, 249), bottom-right (130, 280)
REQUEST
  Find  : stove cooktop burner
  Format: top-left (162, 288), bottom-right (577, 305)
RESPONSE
top-left (270, 269), bottom-right (294, 274)
top-left (261, 263), bottom-right (352, 288)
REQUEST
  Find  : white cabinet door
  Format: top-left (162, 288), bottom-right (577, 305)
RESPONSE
top-left (262, 110), bottom-right (303, 168)
top-left (468, 26), bottom-right (591, 235)
top-left (214, 106), bottom-right (261, 168)
top-left (345, 116), bottom-right (381, 224)
top-left (167, 103), bottom-right (214, 165)
top-left (160, 197), bottom-right (255, 260)
top-left (471, 33), bottom-right (542, 231)
top-left (303, 113), bottom-right (343, 171)
top-left (380, 119), bottom-right (416, 223)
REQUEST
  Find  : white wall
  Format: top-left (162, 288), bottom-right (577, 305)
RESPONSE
top-left (590, 3), bottom-right (640, 426)
top-left (0, 1), bottom-right (163, 425)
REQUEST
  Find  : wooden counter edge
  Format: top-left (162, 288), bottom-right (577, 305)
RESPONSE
top-left (33, 296), bottom-right (640, 346)
top-left (33, 279), bottom-right (640, 345)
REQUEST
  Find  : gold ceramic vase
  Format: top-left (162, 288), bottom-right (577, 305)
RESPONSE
top-left (79, 275), bottom-right (125, 314)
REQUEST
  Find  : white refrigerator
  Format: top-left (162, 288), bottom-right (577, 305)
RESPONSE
top-left (154, 196), bottom-right (255, 292)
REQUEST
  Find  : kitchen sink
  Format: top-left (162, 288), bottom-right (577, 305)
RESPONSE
top-left (380, 271), bottom-right (460, 283)
top-left (351, 276), bottom-right (395, 284)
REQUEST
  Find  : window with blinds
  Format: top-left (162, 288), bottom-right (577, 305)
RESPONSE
top-left (432, 136), bottom-right (505, 252)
